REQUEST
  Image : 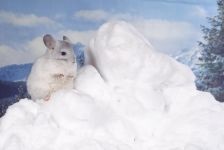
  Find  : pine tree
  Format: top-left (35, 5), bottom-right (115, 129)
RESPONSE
top-left (197, 0), bottom-right (224, 101)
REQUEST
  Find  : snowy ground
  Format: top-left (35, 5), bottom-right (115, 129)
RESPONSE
top-left (0, 21), bottom-right (224, 150)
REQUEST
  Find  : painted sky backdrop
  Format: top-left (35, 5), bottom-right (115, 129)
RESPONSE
top-left (0, 0), bottom-right (217, 67)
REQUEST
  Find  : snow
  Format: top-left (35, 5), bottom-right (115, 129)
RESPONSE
top-left (1, 21), bottom-right (224, 150)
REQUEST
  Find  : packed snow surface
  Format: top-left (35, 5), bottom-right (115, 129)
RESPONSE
top-left (1, 21), bottom-right (224, 150)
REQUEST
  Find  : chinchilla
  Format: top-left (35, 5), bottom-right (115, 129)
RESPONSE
top-left (27, 34), bottom-right (77, 101)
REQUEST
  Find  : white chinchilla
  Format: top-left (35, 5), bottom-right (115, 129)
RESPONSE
top-left (27, 34), bottom-right (77, 101)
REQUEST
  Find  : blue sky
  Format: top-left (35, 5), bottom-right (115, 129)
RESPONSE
top-left (0, 0), bottom-right (217, 67)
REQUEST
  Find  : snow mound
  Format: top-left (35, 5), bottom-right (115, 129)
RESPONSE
top-left (1, 21), bottom-right (224, 150)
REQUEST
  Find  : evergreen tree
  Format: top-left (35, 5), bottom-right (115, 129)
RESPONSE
top-left (197, 0), bottom-right (224, 101)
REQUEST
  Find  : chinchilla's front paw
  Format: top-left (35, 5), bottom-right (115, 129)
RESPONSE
top-left (53, 74), bottom-right (65, 80)
top-left (67, 75), bottom-right (74, 79)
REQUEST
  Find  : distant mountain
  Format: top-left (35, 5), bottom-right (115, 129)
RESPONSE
top-left (172, 47), bottom-right (201, 73)
top-left (0, 80), bottom-right (27, 98)
top-left (73, 42), bottom-right (85, 68)
top-left (0, 80), bottom-right (29, 117)
top-left (0, 63), bottom-right (32, 82)
top-left (0, 63), bottom-right (31, 117)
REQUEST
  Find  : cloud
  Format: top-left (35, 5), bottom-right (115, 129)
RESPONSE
top-left (0, 20), bottom-right (200, 67)
top-left (0, 45), bottom-right (33, 67)
top-left (73, 9), bottom-right (200, 53)
top-left (0, 8), bottom-right (201, 67)
top-left (0, 37), bottom-right (46, 67)
top-left (0, 11), bottom-right (58, 27)
top-left (190, 6), bottom-right (207, 18)
top-left (25, 36), bottom-right (46, 58)
top-left (73, 9), bottom-right (136, 22)
top-left (0, 45), bottom-right (24, 67)
top-left (73, 9), bottom-right (201, 53)
top-left (58, 30), bottom-right (96, 45)
top-left (74, 10), bottom-right (109, 22)
top-left (132, 19), bottom-right (201, 53)
top-left (0, 30), bottom-right (96, 67)
top-left (54, 13), bottom-right (66, 20)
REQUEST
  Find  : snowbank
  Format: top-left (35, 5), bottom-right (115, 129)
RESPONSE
top-left (1, 21), bottom-right (224, 150)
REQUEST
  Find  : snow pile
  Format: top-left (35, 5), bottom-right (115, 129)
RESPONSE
top-left (1, 21), bottom-right (224, 150)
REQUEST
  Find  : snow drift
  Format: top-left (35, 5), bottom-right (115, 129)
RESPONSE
top-left (1, 21), bottom-right (224, 150)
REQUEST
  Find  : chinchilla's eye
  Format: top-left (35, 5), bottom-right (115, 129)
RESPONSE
top-left (61, 52), bottom-right (66, 56)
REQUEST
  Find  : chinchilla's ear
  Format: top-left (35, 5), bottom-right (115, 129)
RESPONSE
top-left (63, 35), bottom-right (71, 42)
top-left (43, 34), bottom-right (56, 49)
